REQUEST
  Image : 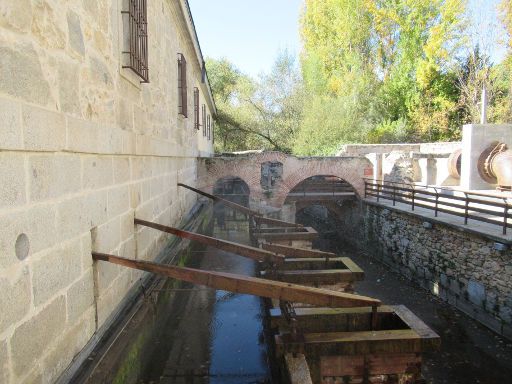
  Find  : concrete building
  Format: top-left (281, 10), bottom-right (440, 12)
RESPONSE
top-left (0, 1), bottom-right (215, 383)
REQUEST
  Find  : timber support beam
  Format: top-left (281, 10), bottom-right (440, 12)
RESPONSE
top-left (92, 252), bottom-right (381, 308)
top-left (134, 218), bottom-right (285, 265)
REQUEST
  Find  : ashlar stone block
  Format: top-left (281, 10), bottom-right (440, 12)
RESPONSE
top-left (0, 266), bottom-right (31, 335)
top-left (66, 10), bottom-right (85, 57)
top-left (22, 104), bottom-right (65, 151)
top-left (0, 338), bottom-right (10, 384)
top-left (29, 154), bottom-right (81, 202)
top-left (66, 269), bottom-right (94, 324)
top-left (0, 97), bottom-right (22, 150)
top-left (31, 239), bottom-right (82, 307)
top-left (0, 152), bottom-right (26, 208)
top-left (0, 44), bottom-right (51, 106)
top-left (10, 296), bottom-right (66, 377)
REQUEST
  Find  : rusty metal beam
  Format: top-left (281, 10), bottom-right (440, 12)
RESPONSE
top-left (178, 183), bottom-right (258, 216)
top-left (92, 252), bottom-right (381, 308)
top-left (178, 183), bottom-right (303, 228)
top-left (134, 218), bottom-right (284, 265)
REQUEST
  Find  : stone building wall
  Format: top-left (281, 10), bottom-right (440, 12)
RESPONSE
top-left (0, 1), bottom-right (214, 383)
top-left (362, 203), bottom-right (512, 339)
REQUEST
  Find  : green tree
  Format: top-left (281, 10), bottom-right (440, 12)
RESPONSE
top-left (296, 0), bottom-right (466, 151)
top-left (497, 0), bottom-right (512, 122)
top-left (207, 52), bottom-right (304, 153)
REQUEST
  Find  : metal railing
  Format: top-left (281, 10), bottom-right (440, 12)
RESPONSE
top-left (364, 178), bottom-right (512, 235)
top-left (290, 178), bottom-right (355, 198)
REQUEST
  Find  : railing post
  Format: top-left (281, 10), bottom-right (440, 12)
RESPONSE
top-left (364, 180), bottom-right (368, 198)
top-left (411, 184), bottom-right (415, 211)
top-left (434, 187), bottom-right (439, 217)
top-left (464, 192), bottom-right (469, 225)
top-left (377, 182), bottom-right (380, 202)
top-left (503, 198), bottom-right (508, 235)
top-left (392, 183), bottom-right (396, 206)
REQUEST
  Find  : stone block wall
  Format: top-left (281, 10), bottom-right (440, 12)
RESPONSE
top-left (362, 203), bottom-right (512, 339)
top-left (0, 1), bottom-right (214, 383)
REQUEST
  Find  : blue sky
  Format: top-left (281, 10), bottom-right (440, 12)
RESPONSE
top-left (188, 0), bottom-right (508, 78)
top-left (188, 0), bottom-right (303, 77)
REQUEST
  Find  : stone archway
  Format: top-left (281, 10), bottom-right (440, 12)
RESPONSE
top-left (198, 152), bottom-right (373, 210)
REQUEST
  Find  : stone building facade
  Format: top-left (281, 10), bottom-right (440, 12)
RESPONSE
top-left (0, 1), bottom-right (215, 383)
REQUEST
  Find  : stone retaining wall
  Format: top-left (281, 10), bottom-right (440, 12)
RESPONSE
top-left (362, 203), bottom-right (512, 339)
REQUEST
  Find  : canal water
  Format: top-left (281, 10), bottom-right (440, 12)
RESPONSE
top-left (138, 215), bottom-right (271, 384)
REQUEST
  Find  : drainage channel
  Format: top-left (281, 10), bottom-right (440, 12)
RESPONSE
top-left (76, 212), bottom-right (271, 384)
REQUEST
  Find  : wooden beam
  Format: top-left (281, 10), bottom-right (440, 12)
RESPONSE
top-left (178, 183), bottom-right (259, 217)
top-left (92, 252), bottom-right (381, 308)
top-left (262, 243), bottom-right (337, 259)
top-left (135, 218), bottom-right (284, 265)
top-left (276, 329), bottom-right (425, 356)
top-left (253, 215), bottom-right (304, 228)
top-left (254, 227), bottom-right (318, 241)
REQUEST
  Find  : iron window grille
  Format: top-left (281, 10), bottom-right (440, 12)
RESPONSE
top-left (178, 53), bottom-right (187, 117)
top-left (202, 104), bottom-right (206, 136)
top-left (207, 115), bottom-right (211, 140)
top-left (193, 88), bottom-right (200, 129)
top-left (121, 0), bottom-right (149, 83)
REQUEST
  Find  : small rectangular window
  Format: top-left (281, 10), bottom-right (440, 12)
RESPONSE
top-left (178, 53), bottom-right (187, 117)
top-left (121, 0), bottom-right (149, 83)
top-left (202, 104), bottom-right (206, 136)
top-left (193, 88), bottom-right (200, 129)
top-left (207, 115), bottom-right (211, 140)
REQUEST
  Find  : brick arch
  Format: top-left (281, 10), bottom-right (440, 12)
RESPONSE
top-left (273, 158), bottom-right (367, 207)
top-left (212, 175), bottom-right (251, 194)
top-left (294, 199), bottom-right (347, 220)
top-left (198, 153), bottom-right (372, 209)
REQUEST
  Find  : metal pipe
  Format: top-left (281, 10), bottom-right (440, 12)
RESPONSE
top-left (492, 149), bottom-right (512, 190)
top-left (479, 143), bottom-right (512, 190)
top-left (447, 149), bottom-right (462, 179)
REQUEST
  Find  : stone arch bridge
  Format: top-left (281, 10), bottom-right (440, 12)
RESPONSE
top-left (197, 152), bottom-right (373, 211)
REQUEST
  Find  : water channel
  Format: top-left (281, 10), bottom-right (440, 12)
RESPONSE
top-left (77, 203), bottom-right (512, 384)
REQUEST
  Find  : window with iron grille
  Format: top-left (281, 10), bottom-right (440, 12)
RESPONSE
top-left (202, 104), bottom-right (206, 136)
top-left (193, 88), bottom-right (200, 129)
top-left (206, 115), bottom-right (211, 140)
top-left (121, 0), bottom-right (149, 83)
top-left (211, 119), bottom-right (214, 142)
top-left (178, 53), bottom-right (187, 117)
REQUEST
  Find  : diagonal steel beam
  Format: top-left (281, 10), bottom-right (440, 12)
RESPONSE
top-left (178, 183), bottom-right (303, 228)
top-left (178, 183), bottom-right (258, 216)
top-left (92, 252), bottom-right (381, 308)
top-left (135, 218), bottom-right (285, 265)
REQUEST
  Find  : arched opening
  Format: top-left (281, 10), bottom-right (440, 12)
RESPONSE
top-left (286, 175), bottom-right (357, 199)
top-left (282, 175), bottom-right (360, 250)
top-left (212, 176), bottom-right (250, 227)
